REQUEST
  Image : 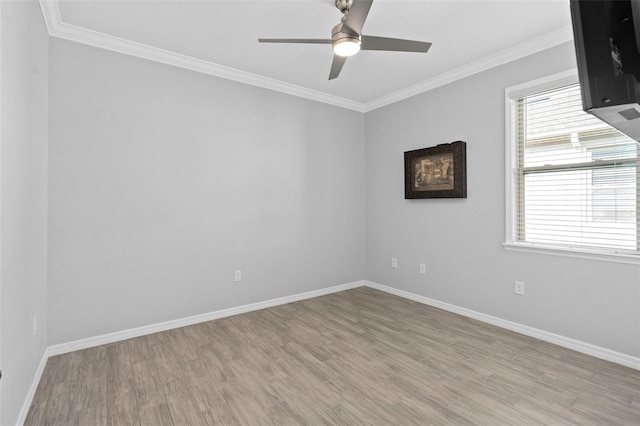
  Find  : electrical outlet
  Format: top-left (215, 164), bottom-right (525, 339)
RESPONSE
top-left (33, 314), bottom-right (37, 336)
top-left (391, 258), bottom-right (398, 268)
top-left (515, 281), bottom-right (525, 295)
top-left (234, 270), bottom-right (242, 282)
top-left (419, 263), bottom-right (426, 274)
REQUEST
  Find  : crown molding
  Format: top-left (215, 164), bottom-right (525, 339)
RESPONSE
top-left (38, 0), bottom-right (366, 112)
top-left (39, 1), bottom-right (572, 114)
top-left (362, 26), bottom-right (574, 112)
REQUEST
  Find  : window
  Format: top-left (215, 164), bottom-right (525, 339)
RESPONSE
top-left (505, 71), bottom-right (639, 262)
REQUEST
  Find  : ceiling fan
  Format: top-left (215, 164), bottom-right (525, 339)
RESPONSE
top-left (258, 0), bottom-right (432, 80)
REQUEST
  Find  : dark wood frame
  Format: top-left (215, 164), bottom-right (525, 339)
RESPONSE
top-left (404, 141), bottom-right (467, 199)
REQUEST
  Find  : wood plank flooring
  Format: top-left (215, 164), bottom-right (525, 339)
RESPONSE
top-left (25, 287), bottom-right (640, 425)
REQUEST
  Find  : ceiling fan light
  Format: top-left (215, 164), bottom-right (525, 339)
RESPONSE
top-left (333, 38), bottom-right (361, 57)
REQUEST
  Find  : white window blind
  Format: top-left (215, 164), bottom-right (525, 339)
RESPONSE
top-left (510, 83), bottom-right (639, 257)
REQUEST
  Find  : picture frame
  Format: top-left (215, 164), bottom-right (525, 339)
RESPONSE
top-left (404, 141), bottom-right (467, 199)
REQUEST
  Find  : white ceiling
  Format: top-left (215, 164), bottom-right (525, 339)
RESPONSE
top-left (42, 0), bottom-right (574, 111)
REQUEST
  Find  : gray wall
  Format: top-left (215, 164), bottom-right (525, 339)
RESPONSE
top-left (365, 42), bottom-right (640, 358)
top-left (46, 37), bottom-right (640, 357)
top-left (48, 39), bottom-right (365, 345)
top-left (0, 1), bottom-right (49, 424)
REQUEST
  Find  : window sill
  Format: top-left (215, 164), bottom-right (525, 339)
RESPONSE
top-left (503, 242), bottom-right (640, 265)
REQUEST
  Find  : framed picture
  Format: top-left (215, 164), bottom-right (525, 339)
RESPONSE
top-left (404, 141), bottom-right (467, 199)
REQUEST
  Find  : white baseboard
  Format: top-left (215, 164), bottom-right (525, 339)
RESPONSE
top-left (20, 281), bottom-right (362, 425)
top-left (364, 280), bottom-right (640, 371)
top-left (16, 282), bottom-right (355, 424)
top-left (16, 349), bottom-right (49, 426)
top-left (47, 280), bottom-right (364, 357)
top-left (19, 278), bottom-right (639, 425)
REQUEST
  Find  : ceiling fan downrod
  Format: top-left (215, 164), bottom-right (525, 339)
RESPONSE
top-left (335, 0), bottom-right (353, 14)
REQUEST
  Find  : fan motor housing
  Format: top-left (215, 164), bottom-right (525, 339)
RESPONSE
top-left (331, 21), bottom-right (360, 42)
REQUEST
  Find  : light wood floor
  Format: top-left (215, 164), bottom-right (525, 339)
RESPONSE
top-left (26, 287), bottom-right (640, 425)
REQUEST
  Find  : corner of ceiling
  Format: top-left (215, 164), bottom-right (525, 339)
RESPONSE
top-left (38, 0), bottom-right (573, 115)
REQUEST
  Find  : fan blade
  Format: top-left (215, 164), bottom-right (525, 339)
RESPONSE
top-left (343, 0), bottom-right (373, 34)
top-left (361, 35), bottom-right (431, 52)
top-left (329, 55), bottom-right (347, 80)
top-left (258, 38), bottom-right (332, 44)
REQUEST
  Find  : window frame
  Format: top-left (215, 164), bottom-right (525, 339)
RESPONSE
top-left (504, 70), bottom-right (640, 265)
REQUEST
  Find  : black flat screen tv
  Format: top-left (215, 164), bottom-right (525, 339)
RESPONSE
top-left (570, 0), bottom-right (640, 142)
